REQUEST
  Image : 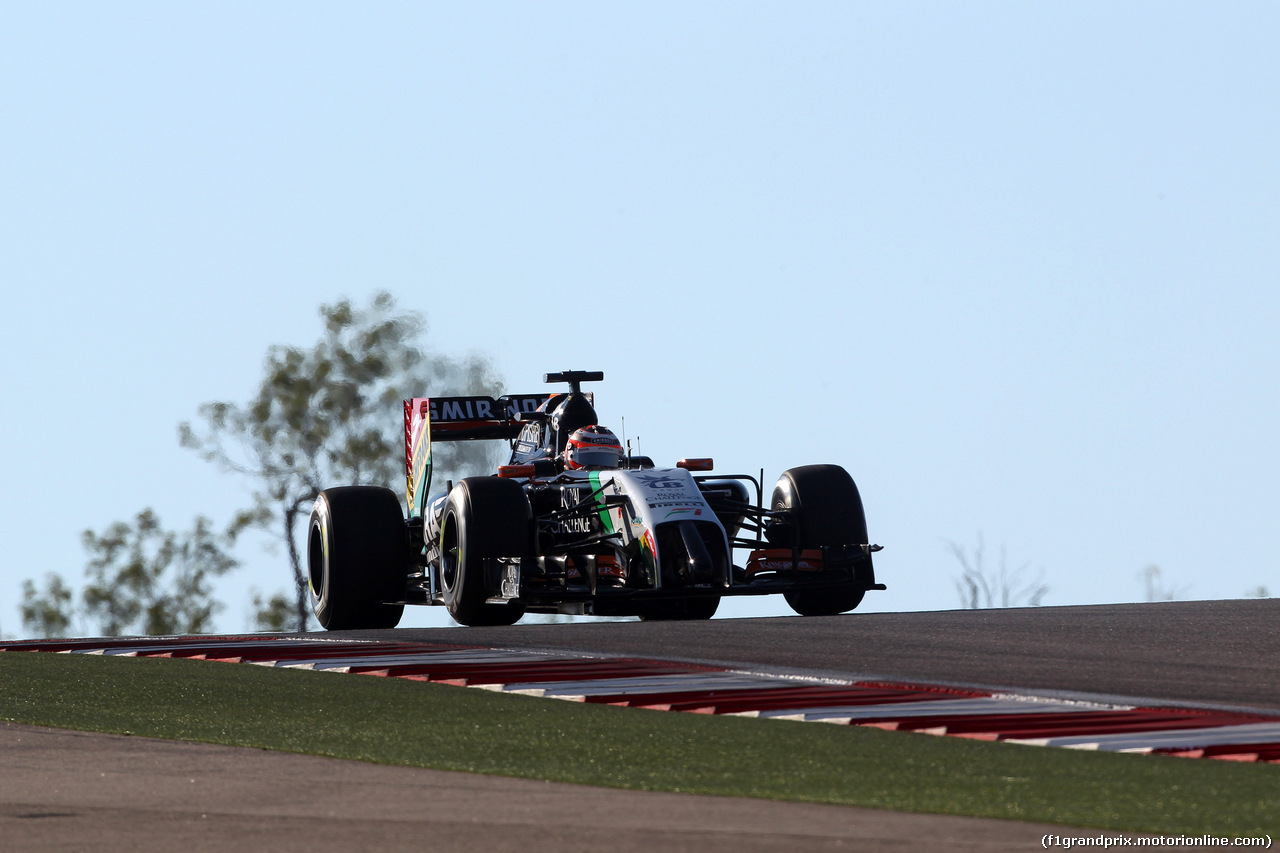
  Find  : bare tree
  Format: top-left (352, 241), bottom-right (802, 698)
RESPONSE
top-left (949, 535), bottom-right (1049, 609)
top-left (180, 292), bottom-right (503, 632)
top-left (1140, 564), bottom-right (1190, 602)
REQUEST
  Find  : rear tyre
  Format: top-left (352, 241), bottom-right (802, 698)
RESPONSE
top-left (308, 487), bottom-right (407, 630)
top-left (439, 478), bottom-right (529, 627)
top-left (772, 465), bottom-right (869, 617)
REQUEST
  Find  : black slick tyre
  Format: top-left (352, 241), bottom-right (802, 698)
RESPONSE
top-left (439, 477), bottom-right (529, 627)
top-left (772, 465), bottom-right (869, 617)
top-left (635, 596), bottom-right (720, 621)
top-left (308, 486), bottom-right (407, 630)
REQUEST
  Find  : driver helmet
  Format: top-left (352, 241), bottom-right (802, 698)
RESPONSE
top-left (562, 425), bottom-right (624, 470)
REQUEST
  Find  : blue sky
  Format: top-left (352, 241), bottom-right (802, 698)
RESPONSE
top-left (2, 2), bottom-right (1276, 635)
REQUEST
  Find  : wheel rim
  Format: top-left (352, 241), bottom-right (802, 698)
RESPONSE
top-left (307, 521), bottom-right (325, 600)
top-left (440, 514), bottom-right (460, 594)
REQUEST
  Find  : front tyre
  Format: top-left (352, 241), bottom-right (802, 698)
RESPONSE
top-left (308, 486), bottom-right (407, 630)
top-left (635, 596), bottom-right (720, 621)
top-left (772, 465), bottom-right (869, 617)
top-left (439, 478), bottom-right (529, 627)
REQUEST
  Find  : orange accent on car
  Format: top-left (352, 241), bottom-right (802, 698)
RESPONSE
top-left (745, 548), bottom-right (825, 576)
top-left (676, 458), bottom-right (714, 471)
top-left (597, 555), bottom-right (624, 578)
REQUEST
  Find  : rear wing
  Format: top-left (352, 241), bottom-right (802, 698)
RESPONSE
top-left (403, 392), bottom-right (571, 516)
top-left (417, 394), bottom-right (552, 441)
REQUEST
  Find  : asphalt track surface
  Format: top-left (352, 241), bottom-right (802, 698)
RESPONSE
top-left (5, 599), bottom-right (1276, 851)
top-left (366, 598), bottom-right (1280, 713)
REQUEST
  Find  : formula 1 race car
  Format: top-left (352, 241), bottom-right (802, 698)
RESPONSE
top-left (307, 370), bottom-right (884, 628)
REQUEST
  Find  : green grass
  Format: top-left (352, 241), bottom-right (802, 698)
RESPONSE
top-left (1, 650), bottom-right (1276, 834)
